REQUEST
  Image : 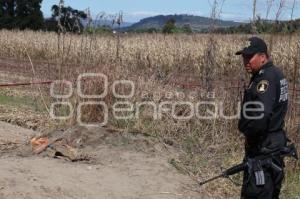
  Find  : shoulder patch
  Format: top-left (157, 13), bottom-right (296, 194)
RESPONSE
top-left (256, 80), bottom-right (269, 93)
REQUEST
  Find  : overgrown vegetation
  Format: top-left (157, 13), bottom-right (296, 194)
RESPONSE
top-left (0, 0), bottom-right (299, 198)
top-left (0, 89), bottom-right (45, 112)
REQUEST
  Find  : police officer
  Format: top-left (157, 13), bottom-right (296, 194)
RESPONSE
top-left (236, 37), bottom-right (289, 199)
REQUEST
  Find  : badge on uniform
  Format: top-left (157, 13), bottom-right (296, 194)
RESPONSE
top-left (256, 80), bottom-right (269, 93)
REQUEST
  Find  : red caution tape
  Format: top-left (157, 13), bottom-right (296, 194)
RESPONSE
top-left (0, 81), bottom-right (53, 87)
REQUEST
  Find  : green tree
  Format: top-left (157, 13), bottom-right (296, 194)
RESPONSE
top-left (146, 27), bottom-right (158, 33)
top-left (85, 25), bottom-right (112, 34)
top-left (15, 0), bottom-right (44, 30)
top-left (0, 0), bottom-right (44, 30)
top-left (51, 4), bottom-right (87, 33)
top-left (182, 24), bottom-right (192, 33)
top-left (162, 18), bottom-right (176, 34)
top-left (0, 0), bottom-right (16, 29)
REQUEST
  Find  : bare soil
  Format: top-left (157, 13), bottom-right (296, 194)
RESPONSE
top-left (0, 121), bottom-right (207, 199)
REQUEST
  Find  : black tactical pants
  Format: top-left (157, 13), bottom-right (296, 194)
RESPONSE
top-left (241, 156), bottom-right (284, 199)
top-left (241, 132), bottom-right (286, 199)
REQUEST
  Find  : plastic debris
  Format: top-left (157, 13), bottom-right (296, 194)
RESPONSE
top-left (31, 137), bottom-right (49, 154)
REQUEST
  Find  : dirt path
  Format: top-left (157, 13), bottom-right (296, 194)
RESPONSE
top-left (0, 122), bottom-right (204, 199)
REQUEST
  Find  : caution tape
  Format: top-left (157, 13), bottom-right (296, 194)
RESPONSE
top-left (0, 81), bottom-right (53, 88)
top-left (1, 79), bottom-right (299, 93)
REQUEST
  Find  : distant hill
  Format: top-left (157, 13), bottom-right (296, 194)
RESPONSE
top-left (123, 14), bottom-right (242, 32)
top-left (82, 19), bottom-right (133, 29)
top-left (94, 19), bottom-right (133, 28)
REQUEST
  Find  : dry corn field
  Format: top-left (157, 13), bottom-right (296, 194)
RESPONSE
top-left (0, 30), bottom-right (300, 198)
top-left (0, 30), bottom-right (299, 82)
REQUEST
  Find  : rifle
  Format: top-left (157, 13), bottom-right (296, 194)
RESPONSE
top-left (198, 144), bottom-right (298, 186)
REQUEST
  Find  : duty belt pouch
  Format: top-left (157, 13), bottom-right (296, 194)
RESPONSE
top-left (253, 160), bottom-right (265, 186)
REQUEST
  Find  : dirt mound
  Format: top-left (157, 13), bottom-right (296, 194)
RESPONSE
top-left (1, 122), bottom-right (178, 163)
top-left (15, 125), bottom-right (176, 163)
top-left (0, 121), bottom-right (205, 199)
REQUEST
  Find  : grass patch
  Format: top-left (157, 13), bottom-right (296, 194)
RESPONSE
top-left (281, 169), bottom-right (300, 199)
top-left (0, 91), bottom-right (46, 112)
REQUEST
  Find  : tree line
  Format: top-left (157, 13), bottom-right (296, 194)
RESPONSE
top-left (213, 18), bottom-right (300, 34)
top-left (0, 0), bottom-right (44, 30)
top-left (0, 0), bottom-right (87, 32)
top-left (132, 19), bottom-right (193, 34)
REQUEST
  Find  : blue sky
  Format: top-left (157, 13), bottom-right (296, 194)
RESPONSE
top-left (41, 0), bottom-right (300, 22)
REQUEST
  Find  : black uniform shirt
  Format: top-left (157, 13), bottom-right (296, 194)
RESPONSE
top-left (238, 61), bottom-right (288, 139)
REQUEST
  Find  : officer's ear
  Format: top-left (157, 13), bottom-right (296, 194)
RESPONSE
top-left (258, 53), bottom-right (268, 62)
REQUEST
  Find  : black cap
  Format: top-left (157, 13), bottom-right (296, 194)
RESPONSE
top-left (235, 37), bottom-right (268, 56)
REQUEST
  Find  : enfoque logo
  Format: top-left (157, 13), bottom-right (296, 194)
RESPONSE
top-left (50, 73), bottom-right (265, 127)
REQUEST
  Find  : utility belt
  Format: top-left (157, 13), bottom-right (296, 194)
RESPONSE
top-left (245, 130), bottom-right (288, 157)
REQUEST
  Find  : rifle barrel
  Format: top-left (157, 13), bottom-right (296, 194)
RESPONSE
top-left (198, 174), bottom-right (225, 186)
top-left (197, 144), bottom-right (298, 186)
